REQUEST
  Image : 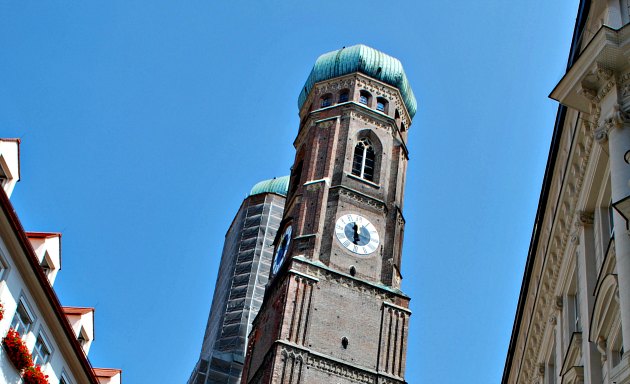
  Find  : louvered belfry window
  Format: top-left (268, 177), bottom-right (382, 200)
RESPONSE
top-left (352, 138), bottom-right (375, 181)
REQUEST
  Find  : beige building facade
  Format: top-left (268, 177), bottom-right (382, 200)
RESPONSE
top-left (504, 1), bottom-right (630, 383)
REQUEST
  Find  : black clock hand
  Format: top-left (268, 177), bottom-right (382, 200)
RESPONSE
top-left (352, 223), bottom-right (360, 244)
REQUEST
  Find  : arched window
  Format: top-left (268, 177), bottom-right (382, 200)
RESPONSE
top-left (359, 90), bottom-right (371, 106)
top-left (338, 90), bottom-right (349, 103)
top-left (290, 160), bottom-right (303, 195)
top-left (352, 138), bottom-right (376, 181)
top-left (320, 94), bottom-right (333, 108)
top-left (376, 97), bottom-right (388, 113)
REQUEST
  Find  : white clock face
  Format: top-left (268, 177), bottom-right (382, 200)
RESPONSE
top-left (334, 214), bottom-right (380, 255)
top-left (273, 225), bottom-right (293, 275)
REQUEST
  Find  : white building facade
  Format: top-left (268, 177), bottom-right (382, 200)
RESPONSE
top-left (504, 1), bottom-right (630, 383)
top-left (0, 139), bottom-right (121, 384)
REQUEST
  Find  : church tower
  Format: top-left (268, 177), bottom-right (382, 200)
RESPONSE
top-left (242, 45), bottom-right (417, 384)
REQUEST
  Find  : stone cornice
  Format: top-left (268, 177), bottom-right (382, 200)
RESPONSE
top-left (332, 185), bottom-right (387, 213)
top-left (292, 256), bottom-right (411, 301)
top-left (299, 72), bottom-right (413, 128)
top-left (275, 341), bottom-right (406, 384)
top-left (551, 24), bottom-right (630, 112)
top-left (512, 88), bottom-right (599, 383)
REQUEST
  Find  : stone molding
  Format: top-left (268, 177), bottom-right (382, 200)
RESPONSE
top-left (575, 210), bottom-right (594, 226)
top-left (349, 109), bottom-right (395, 135)
top-left (354, 76), bottom-right (411, 129)
top-left (300, 73), bottom-right (412, 127)
top-left (275, 342), bottom-right (406, 384)
top-left (513, 64), bottom-right (605, 383)
top-left (292, 256), bottom-right (410, 302)
top-left (595, 104), bottom-right (630, 144)
top-left (334, 185), bottom-right (387, 213)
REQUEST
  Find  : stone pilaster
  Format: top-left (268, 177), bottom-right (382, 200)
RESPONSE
top-left (574, 211), bottom-right (604, 383)
top-left (600, 104), bottom-right (630, 354)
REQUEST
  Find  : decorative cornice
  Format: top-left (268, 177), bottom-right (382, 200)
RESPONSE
top-left (292, 256), bottom-right (410, 300)
top-left (595, 104), bottom-right (630, 144)
top-left (516, 67), bottom-right (604, 382)
top-left (334, 185), bottom-right (387, 213)
top-left (276, 341), bottom-right (406, 384)
top-left (355, 75), bottom-right (411, 129)
top-left (349, 109), bottom-right (395, 135)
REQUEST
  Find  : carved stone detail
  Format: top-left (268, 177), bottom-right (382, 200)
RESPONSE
top-left (350, 110), bottom-right (394, 135)
top-left (355, 77), bottom-right (411, 128)
top-left (580, 64), bottom-right (615, 105)
top-left (317, 119), bottom-right (336, 129)
top-left (597, 336), bottom-right (607, 362)
top-left (608, 104), bottom-right (630, 129)
top-left (296, 260), bottom-right (406, 304)
top-left (314, 78), bottom-right (356, 96)
top-left (337, 186), bottom-right (387, 213)
top-left (576, 210), bottom-right (594, 226)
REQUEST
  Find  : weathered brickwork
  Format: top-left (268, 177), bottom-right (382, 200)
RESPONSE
top-left (243, 47), bottom-right (415, 384)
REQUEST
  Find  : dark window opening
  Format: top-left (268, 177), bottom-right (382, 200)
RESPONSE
top-left (40, 257), bottom-right (51, 276)
top-left (338, 91), bottom-right (349, 103)
top-left (359, 90), bottom-right (371, 106)
top-left (321, 94), bottom-right (332, 108)
top-left (376, 97), bottom-right (388, 113)
top-left (341, 337), bottom-right (349, 349)
top-left (290, 161), bottom-right (303, 195)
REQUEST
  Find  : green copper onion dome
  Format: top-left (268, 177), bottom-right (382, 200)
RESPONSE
top-left (298, 44), bottom-right (417, 119)
top-left (249, 176), bottom-right (290, 197)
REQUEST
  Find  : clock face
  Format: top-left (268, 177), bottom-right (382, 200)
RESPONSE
top-left (334, 214), bottom-right (380, 255)
top-left (272, 225), bottom-right (293, 275)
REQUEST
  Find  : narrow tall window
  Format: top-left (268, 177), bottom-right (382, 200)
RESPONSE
top-left (60, 372), bottom-right (72, 384)
top-left (32, 332), bottom-right (52, 365)
top-left (359, 90), bottom-right (371, 106)
top-left (352, 138), bottom-right (376, 182)
top-left (376, 97), bottom-right (388, 113)
top-left (546, 342), bottom-right (556, 384)
top-left (11, 298), bottom-right (34, 335)
top-left (290, 161), bottom-right (303, 195)
top-left (339, 91), bottom-right (349, 103)
top-left (40, 257), bottom-right (51, 277)
top-left (321, 94), bottom-right (332, 108)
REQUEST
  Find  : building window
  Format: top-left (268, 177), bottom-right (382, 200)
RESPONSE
top-left (77, 328), bottom-right (88, 347)
top-left (11, 298), bottom-right (35, 335)
top-left (290, 160), bottom-right (303, 195)
top-left (339, 91), bottom-right (349, 103)
top-left (320, 94), bottom-right (332, 108)
top-left (0, 252), bottom-right (8, 281)
top-left (611, 326), bottom-right (624, 367)
top-left (352, 138), bottom-right (376, 182)
top-left (32, 332), bottom-right (52, 365)
top-left (60, 371), bottom-right (72, 384)
top-left (359, 90), bottom-right (371, 106)
top-left (376, 97), bottom-right (388, 113)
top-left (40, 256), bottom-right (51, 277)
top-left (545, 341), bottom-right (557, 384)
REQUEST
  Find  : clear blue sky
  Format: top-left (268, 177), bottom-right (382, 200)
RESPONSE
top-left (0, 1), bottom-right (578, 383)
